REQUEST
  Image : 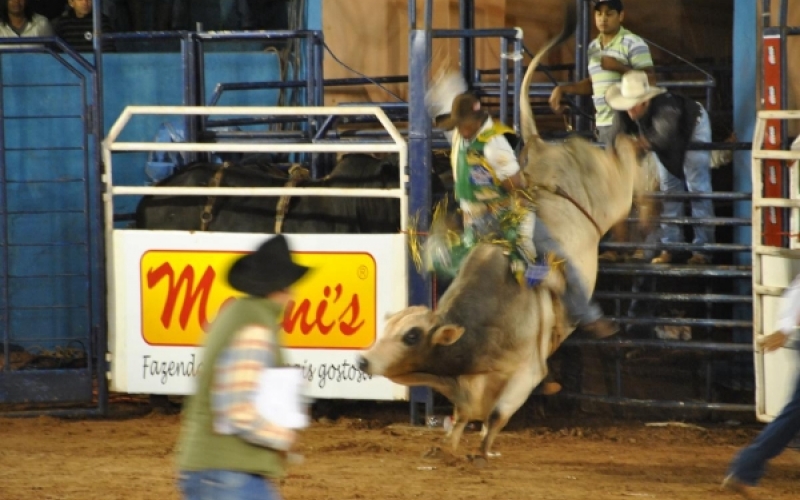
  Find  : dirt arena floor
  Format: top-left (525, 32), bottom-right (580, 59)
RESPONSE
top-left (1, 399), bottom-right (799, 500)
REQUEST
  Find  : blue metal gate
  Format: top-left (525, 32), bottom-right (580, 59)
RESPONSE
top-left (0, 40), bottom-right (105, 411)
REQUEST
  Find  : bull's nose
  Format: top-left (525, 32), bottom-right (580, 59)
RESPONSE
top-left (356, 355), bottom-right (369, 372)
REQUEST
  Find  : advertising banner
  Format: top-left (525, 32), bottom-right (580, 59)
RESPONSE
top-left (108, 230), bottom-right (408, 401)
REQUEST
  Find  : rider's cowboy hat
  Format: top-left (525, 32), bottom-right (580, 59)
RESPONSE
top-left (227, 234), bottom-right (310, 296)
top-left (605, 70), bottom-right (666, 111)
top-left (437, 92), bottom-right (489, 130)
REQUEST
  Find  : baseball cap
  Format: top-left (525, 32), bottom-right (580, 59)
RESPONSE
top-left (594, 0), bottom-right (624, 11)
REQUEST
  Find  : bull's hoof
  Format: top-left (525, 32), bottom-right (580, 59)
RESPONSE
top-left (422, 446), bottom-right (445, 459)
top-left (466, 455), bottom-right (489, 468)
top-left (534, 380), bottom-right (562, 396)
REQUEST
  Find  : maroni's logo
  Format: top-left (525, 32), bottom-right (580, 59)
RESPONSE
top-left (139, 250), bottom-right (377, 349)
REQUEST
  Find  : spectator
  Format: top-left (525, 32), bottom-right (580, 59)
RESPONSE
top-left (176, 234), bottom-right (310, 500)
top-left (548, 0), bottom-right (655, 263)
top-left (53, 0), bottom-right (113, 52)
top-left (722, 273), bottom-right (800, 499)
top-left (606, 70), bottom-right (715, 265)
top-left (548, 0), bottom-right (654, 147)
top-left (0, 0), bottom-right (54, 38)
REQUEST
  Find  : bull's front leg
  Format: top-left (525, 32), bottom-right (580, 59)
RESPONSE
top-left (480, 363), bottom-right (546, 459)
top-left (446, 407), bottom-right (470, 452)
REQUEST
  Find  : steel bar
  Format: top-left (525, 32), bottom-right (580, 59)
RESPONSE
top-left (0, 53), bottom-right (7, 372)
top-left (459, 0), bottom-right (475, 86)
top-left (562, 393), bottom-right (754, 412)
top-left (112, 186), bottom-right (405, 198)
top-left (565, 338), bottom-right (752, 351)
top-left (599, 242), bottom-right (750, 252)
top-left (614, 318), bottom-right (752, 328)
top-left (430, 29), bottom-right (521, 39)
top-left (626, 217), bottom-right (750, 225)
top-left (599, 265), bottom-right (751, 278)
top-left (108, 142), bottom-right (402, 153)
top-left (644, 191), bottom-right (752, 200)
top-left (594, 292), bottom-right (752, 303)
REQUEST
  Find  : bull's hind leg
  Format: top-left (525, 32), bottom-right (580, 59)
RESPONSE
top-left (480, 364), bottom-right (545, 458)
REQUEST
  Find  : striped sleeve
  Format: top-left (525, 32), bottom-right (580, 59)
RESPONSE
top-left (211, 324), bottom-right (296, 451)
top-left (624, 33), bottom-right (654, 71)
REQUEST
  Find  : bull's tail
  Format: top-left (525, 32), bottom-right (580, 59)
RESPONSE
top-left (519, 2), bottom-right (577, 142)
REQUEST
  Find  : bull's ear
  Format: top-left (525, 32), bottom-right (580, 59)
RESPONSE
top-left (431, 325), bottom-right (465, 346)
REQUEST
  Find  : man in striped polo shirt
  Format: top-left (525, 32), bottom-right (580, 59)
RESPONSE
top-left (549, 0), bottom-right (655, 264)
top-left (549, 0), bottom-right (654, 147)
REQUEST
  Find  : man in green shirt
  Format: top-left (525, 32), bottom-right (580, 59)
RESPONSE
top-left (176, 234), bottom-right (310, 500)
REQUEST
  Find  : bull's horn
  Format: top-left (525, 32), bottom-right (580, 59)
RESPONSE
top-left (519, 1), bottom-right (577, 142)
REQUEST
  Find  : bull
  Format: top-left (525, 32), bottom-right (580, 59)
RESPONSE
top-left (135, 153), bottom-right (450, 233)
top-left (357, 3), bottom-right (650, 459)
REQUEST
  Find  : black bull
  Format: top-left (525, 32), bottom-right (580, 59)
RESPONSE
top-left (135, 153), bottom-right (452, 233)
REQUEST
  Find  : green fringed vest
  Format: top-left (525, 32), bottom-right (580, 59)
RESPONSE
top-left (176, 297), bottom-right (287, 479)
top-left (453, 122), bottom-right (516, 203)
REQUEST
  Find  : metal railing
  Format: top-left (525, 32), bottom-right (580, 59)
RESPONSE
top-left (563, 143), bottom-right (754, 413)
top-left (103, 105), bottom-right (409, 230)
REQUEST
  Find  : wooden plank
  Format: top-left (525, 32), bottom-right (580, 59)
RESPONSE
top-left (323, 0), bottom-right (506, 105)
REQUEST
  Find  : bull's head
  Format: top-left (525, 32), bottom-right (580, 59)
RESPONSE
top-left (356, 305), bottom-right (465, 380)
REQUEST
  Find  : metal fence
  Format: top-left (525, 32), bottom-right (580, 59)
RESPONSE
top-left (0, 40), bottom-right (106, 415)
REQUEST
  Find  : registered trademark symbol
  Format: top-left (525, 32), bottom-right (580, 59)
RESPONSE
top-left (357, 266), bottom-right (369, 279)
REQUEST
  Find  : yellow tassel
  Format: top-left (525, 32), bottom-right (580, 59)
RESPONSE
top-left (406, 210), bottom-right (425, 273)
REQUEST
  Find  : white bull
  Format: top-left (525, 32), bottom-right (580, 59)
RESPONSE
top-left (357, 2), bottom-right (652, 459)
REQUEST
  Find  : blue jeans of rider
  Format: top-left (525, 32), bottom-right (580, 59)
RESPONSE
top-left (727, 353), bottom-right (800, 486)
top-left (656, 106), bottom-right (715, 256)
top-left (533, 221), bottom-right (603, 326)
top-left (179, 470), bottom-right (281, 500)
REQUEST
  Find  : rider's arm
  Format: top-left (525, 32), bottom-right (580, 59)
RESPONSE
top-left (484, 135), bottom-right (527, 193)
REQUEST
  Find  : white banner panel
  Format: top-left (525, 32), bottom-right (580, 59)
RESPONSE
top-left (108, 230), bottom-right (408, 401)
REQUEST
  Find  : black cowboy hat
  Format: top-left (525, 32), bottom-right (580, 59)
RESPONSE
top-left (227, 235), bottom-right (311, 296)
top-left (437, 92), bottom-right (489, 130)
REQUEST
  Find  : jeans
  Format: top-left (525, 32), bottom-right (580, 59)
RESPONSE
top-left (533, 221), bottom-right (603, 325)
top-left (179, 470), bottom-right (281, 500)
top-left (656, 106), bottom-right (715, 254)
top-left (727, 358), bottom-right (800, 486)
top-left (595, 125), bottom-right (613, 149)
